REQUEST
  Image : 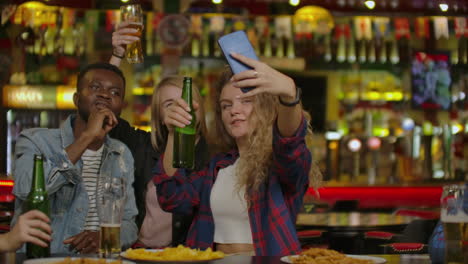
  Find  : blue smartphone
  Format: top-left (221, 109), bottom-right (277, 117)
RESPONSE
top-left (218, 30), bottom-right (258, 93)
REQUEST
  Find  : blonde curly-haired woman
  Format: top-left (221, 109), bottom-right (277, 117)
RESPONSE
top-left (153, 52), bottom-right (316, 256)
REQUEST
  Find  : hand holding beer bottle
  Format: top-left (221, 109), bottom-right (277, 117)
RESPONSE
top-left (0, 210), bottom-right (51, 252)
top-left (120, 4), bottom-right (144, 64)
top-left (25, 154), bottom-right (51, 258)
top-left (172, 77), bottom-right (196, 169)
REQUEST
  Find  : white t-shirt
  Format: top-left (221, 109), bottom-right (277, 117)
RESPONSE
top-left (81, 146), bottom-right (103, 231)
top-left (210, 160), bottom-right (253, 244)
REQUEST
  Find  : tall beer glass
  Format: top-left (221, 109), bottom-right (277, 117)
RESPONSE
top-left (97, 177), bottom-right (126, 258)
top-left (441, 184), bottom-right (468, 264)
top-left (120, 4), bottom-right (143, 64)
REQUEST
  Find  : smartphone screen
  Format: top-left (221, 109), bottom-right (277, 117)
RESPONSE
top-left (218, 31), bottom-right (258, 92)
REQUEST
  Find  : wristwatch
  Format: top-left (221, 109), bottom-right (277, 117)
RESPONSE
top-left (279, 86), bottom-right (302, 107)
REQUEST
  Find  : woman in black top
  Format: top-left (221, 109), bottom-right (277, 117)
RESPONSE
top-left (109, 24), bottom-right (210, 247)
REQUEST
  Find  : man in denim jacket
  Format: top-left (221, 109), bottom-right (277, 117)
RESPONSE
top-left (11, 63), bottom-right (138, 254)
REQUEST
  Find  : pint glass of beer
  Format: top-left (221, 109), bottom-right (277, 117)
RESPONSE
top-left (97, 177), bottom-right (126, 258)
top-left (441, 184), bottom-right (468, 264)
top-left (120, 4), bottom-right (143, 63)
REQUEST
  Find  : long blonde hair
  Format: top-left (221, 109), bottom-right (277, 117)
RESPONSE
top-left (150, 75), bottom-right (208, 153)
top-left (213, 69), bottom-right (320, 197)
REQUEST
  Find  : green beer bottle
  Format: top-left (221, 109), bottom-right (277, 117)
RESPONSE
top-left (26, 154), bottom-right (50, 258)
top-left (173, 77), bottom-right (196, 169)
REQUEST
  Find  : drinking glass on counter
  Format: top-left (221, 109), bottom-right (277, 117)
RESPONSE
top-left (120, 4), bottom-right (144, 63)
top-left (441, 184), bottom-right (468, 264)
top-left (97, 177), bottom-right (126, 258)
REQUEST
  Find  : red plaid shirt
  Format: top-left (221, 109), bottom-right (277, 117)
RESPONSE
top-left (153, 117), bottom-right (311, 256)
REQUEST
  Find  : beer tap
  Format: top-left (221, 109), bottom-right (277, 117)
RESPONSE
top-left (348, 138), bottom-right (362, 182)
top-left (325, 129), bottom-right (342, 181)
top-left (442, 124), bottom-right (454, 180)
top-left (367, 136), bottom-right (381, 185)
top-left (422, 121), bottom-right (434, 180)
top-left (387, 130), bottom-right (398, 184)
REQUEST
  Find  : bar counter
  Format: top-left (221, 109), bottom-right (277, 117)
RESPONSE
top-left (0, 252), bottom-right (431, 264)
top-left (0, 178), bottom-right (447, 211)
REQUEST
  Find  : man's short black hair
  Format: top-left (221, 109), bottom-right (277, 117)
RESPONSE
top-left (77, 62), bottom-right (126, 92)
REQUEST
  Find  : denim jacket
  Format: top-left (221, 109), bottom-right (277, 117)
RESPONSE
top-left (11, 115), bottom-right (138, 253)
top-left (428, 221), bottom-right (444, 264)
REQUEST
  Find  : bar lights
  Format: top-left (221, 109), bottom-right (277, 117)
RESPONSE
top-left (364, 0), bottom-right (376, 9)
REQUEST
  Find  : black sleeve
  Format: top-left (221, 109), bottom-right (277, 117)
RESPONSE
top-left (109, 118), bottom-right (160, 228)
top-left (109, 118), bottom-right (151, 155)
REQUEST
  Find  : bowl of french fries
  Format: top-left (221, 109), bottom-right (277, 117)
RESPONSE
top-left (121, 245), bottom-right (225, 262)
top-left (281, 248), bottom-right (387, 264)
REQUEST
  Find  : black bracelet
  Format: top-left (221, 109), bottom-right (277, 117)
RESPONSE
top-left (112, 52), bottom-right (124, 59)
top-left (279, 86), bottom-right (302, 107)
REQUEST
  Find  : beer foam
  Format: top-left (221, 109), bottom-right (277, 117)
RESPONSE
top-left (441, 209), bottom-right (468, 223)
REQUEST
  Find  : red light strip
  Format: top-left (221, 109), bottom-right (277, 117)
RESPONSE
top-left (306, 186), bottom-right (443, 209)
top-left (0, 181), bottom-right (445, 208)
top-left (0, 180), bottom-right (13, 187)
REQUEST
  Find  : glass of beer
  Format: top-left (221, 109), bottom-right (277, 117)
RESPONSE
top-left (120, 4), bottom-right (144, 63)
top-left (441, 184), bottom-right (468, 264)
top-left (97, 177), bottom-right (126, 258)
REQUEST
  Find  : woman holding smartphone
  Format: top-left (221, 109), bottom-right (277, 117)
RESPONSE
top-left (154, 53), bottom-right (315, 256)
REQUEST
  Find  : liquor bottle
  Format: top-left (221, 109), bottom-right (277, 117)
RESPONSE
top-left (26, 154), bottom-right (50, 258)
top-left (62, 26), bottom-right (75, 55)
top-left (275, 37), bottom-right (284, 58)
top-left (173, 77), bottom-right (196, 169)
top-left (337, 34), bottom-right (346, 63)
top-left (346, 35), bottom-right (355, 63)
top-left (461, 39), bottom-right (467, 64)
top-left (33, 27), bottom-right (42, 55)
top-left (324, 35), bottom-right (331, 62)
top-left (213, 33), bottom-right (222, 57)
top-left (358, 40), bottom-right (367, 63)
top-left (44, 24), bottom-right (57, 55)
top-left (451, 39), bottom-right (459, 65)
top-left (191, 36), bottom-right (200, 57)
top-left (286, 36), bottom-right (295, 59)
top-left (146, 12), bottom-right (154, 56)
top-left (202, 25), bottom-right (210, 57)
top-left (263, 26), bottom-right (272, 58)
top-left (390, 38), bottom-right (399, 64)
top-left (379, 40), bottom-right (387, 64)
top-left (368, 40), bottom-right (376, 63)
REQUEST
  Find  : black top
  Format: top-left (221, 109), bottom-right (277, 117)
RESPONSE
top-left (109, 118), bottom-right (209, 246)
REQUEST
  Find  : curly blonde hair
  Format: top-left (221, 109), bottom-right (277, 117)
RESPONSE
top-left (151, 75), bottom-right (208, 153)
top-left (213, 69), bottom-right (321, 198)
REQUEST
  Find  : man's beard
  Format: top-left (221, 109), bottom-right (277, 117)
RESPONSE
top-left (77, 108), bottom-right (89, 122)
